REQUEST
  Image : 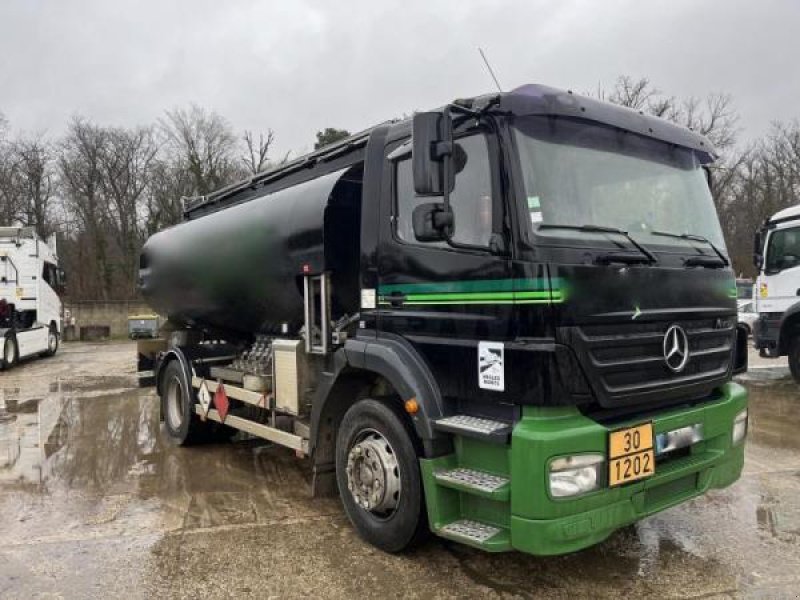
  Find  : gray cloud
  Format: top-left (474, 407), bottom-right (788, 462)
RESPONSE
top-left (1, 0), bottom-right (797, 157)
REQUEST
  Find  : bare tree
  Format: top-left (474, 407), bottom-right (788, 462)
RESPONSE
top-left (160, 105), bottom-right (239, 195)
top-left (144, 157), bottom-right (194, 233)
top-left (241, 129), bottom-right (275, 175)
top-left (12, 134), bottom-right (56, 238)
top-left (58, 117), bottom-right (111, 299)
top-left (99, 126), bottom-right (159, 293)
top-left (0, 111), bottom-right (20, 225)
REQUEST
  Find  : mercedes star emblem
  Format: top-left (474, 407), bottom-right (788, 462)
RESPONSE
top-left (663, 324), bottom-right (690, 373)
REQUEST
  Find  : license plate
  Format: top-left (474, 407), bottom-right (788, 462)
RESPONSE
top-left (608, 422), bottom-right (655, 487)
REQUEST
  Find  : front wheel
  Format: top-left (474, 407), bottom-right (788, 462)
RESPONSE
top-left (2, 335), bottom-right (18, 370)
top-left (788, 335), bottom-right (800, 383)
top-left (43, 326), bottom-right (59, 357)
top-left (335, 398), bottom-right (428, 553)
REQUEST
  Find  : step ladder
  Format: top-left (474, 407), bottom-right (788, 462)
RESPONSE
top-left (421, 414), bottom-right (514, 552)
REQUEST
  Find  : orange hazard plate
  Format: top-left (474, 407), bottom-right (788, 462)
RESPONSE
top-left (608, 422), bottom-right (655, 487)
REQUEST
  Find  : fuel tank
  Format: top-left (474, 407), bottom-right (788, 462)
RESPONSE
top-left (139, 166), bottom-right (361, 340)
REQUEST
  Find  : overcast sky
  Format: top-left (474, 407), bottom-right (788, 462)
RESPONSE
top-left (0, 0), bottom-right (797, 158)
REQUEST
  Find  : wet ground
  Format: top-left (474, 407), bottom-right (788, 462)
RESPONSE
top-left (0, 342), bottom-right (798, 599)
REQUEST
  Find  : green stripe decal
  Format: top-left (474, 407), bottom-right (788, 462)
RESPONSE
top-left (377, 278), bottom-right (565, 305)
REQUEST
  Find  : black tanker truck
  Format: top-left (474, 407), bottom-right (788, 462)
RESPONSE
top-left (138, 84), bottom-right (749, 556)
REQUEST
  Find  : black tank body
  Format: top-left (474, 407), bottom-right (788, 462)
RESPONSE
top-left (139, 165), bottom-right (363, 340)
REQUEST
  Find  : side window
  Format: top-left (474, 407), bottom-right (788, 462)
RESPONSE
top-left (395, 134), bottom-right (494, 248)
top-left (767, 227), bottom-right (800, 271)
top-left (42, 262), bottom-right (54, 286)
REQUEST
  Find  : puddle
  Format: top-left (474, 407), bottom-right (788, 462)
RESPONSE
top-left (743, 379), bottom-right (800, 452)
top-left (2, 344), bottom-right (800, 598)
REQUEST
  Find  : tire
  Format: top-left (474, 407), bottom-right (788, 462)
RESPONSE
top-left (43, 325), bottom-right (59, 357)
top-left (2, 335), bottom-right (18, 370)
top-left (160, 360), bottom-right (213, 445)
top-left (789, 335), bottom-right (800, 383)
top-left (335, 398), bottom-right (428, 553)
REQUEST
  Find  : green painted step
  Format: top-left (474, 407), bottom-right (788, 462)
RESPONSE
top-left (438, 519), bottom-right (512, 552)
top-left (433, 467), bottom-right (510, 501)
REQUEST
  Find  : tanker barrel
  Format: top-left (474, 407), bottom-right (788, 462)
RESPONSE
top-left (140, 164), bottom-right (363, 342)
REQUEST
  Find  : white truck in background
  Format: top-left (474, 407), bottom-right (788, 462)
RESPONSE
top-left (0, 226), bottom-right (64, 369)
top-left (753, 204), bottom-right (800, 380)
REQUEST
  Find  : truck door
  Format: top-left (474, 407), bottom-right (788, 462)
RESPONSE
top-left (761, 224), bottom-right (800, 313)
top-left (376, 130), bottom-right (516, 403)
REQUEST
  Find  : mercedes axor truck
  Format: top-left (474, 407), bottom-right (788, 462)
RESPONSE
top-left (138, 84), bottom-right (749, 556)
top-left (1, 226), bottom-right (64, 369)
top-left (753, 204), bottom-right (800, 380)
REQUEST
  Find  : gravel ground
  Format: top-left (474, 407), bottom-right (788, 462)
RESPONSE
top-left (0, 341), bottom-right (798, 599)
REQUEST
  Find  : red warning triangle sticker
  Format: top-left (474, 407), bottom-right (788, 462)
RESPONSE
top-left (212, 382), bottom-right (230, 423)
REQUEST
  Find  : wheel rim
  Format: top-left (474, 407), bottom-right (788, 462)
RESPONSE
top-left (48, 331), bottom-right (57, 352)
top-left (345, 429), bottom-right (401, 518)
top-left (4, 339), bottom-right (14, 364)
top-left (166, 377), bottom-right (184, 430)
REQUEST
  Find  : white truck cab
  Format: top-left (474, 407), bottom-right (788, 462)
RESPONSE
top-left (753, 204), bottom-right (800, 379)
top-left (0, 226), bottom-right (64, 369)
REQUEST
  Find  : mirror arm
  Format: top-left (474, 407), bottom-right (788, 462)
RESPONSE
top-left (440, 106), bottom-right (453, 235)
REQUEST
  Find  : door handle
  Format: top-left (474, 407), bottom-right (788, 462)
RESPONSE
top-left (388, 292), bottom-right (406, 307)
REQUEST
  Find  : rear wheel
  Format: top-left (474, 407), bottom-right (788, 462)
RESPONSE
top-left (160, 360), bottom-right (217, 445)
top-left (788, 335), bottom-right (800, 383)
top-left (335, 398), bottom-right (428, 553)
top-left (2, 335), bottom-right (18, 370)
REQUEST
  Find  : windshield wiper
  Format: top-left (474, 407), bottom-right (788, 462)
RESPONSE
top-left (538, 224), bottom-right (658, 265)
top-left (650, 230), bottom-right (729, 267)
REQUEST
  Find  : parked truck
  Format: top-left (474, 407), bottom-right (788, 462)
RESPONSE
top-left (1, 227), bottom-right (63, 369)
top-left (138, 84), bottom-right (749, 556)
top-left (752, 204), bottom-right (800, 380)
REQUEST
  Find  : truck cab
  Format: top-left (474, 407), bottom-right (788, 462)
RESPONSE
top-left (0, 227), bottom-right (64, 369)
top-left (753, 204), bottom-right (800, 378)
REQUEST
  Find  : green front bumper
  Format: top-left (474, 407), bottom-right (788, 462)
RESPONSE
top-left (421, 382), bottom-right (747, 556)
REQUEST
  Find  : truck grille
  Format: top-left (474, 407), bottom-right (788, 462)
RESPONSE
top-left (560, 318), bottom-right (734, 408)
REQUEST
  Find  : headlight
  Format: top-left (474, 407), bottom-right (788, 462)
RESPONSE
top-left (548, 454), bottom-right (604, 498)
top-left (732, 409), bottom-right (748, 445)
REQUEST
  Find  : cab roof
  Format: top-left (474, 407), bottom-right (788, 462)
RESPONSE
top-left (768, 204), bottom-right (800, 226)
top-left (501, 84), bottom-right (717, 159)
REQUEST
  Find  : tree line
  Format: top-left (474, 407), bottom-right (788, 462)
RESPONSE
top-left (0, 105), bottom-right (350, 301)
top-left (0, 78), bottom-right (797, 301)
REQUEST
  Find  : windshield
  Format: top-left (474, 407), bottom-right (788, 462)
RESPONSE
top-left (513, 116), bottom-right (725, 248)
top-left (765, 226), bottom-right (800, 272)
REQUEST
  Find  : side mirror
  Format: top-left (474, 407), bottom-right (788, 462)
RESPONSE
top-left (703, 166), bottom-right (713, 194)
top-left (55, 267), bottom-right (67, 294)
top-left (412, 202), bottom-right (454, 242)
top-left (753, 229), bottom-right (763, 269)
top-left (412, 111), bottom-right (455, 196)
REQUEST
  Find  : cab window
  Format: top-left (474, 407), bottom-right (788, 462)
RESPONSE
top-left (42, 262), bottom-right (58, 286)
top-left (395, 134), bottom-right (494, 248)
top-left (766, 227), bottom-right (800, 272)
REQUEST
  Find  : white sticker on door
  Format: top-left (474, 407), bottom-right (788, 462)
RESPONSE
top-left (478, 341), bottom-right (504, 391)
top-left (361, 288), bottom-right (377, 309)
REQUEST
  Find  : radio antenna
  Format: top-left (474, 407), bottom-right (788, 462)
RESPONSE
top-left (478, 47), bottom-right (503, 92)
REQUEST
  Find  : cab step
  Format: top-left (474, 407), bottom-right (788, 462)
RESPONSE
top-left (438, 519), bottom-right (511, 552)
top-left (433, 467), bottom-right (510, 500)
top-left (433, 415), bottom-right (512, 443)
